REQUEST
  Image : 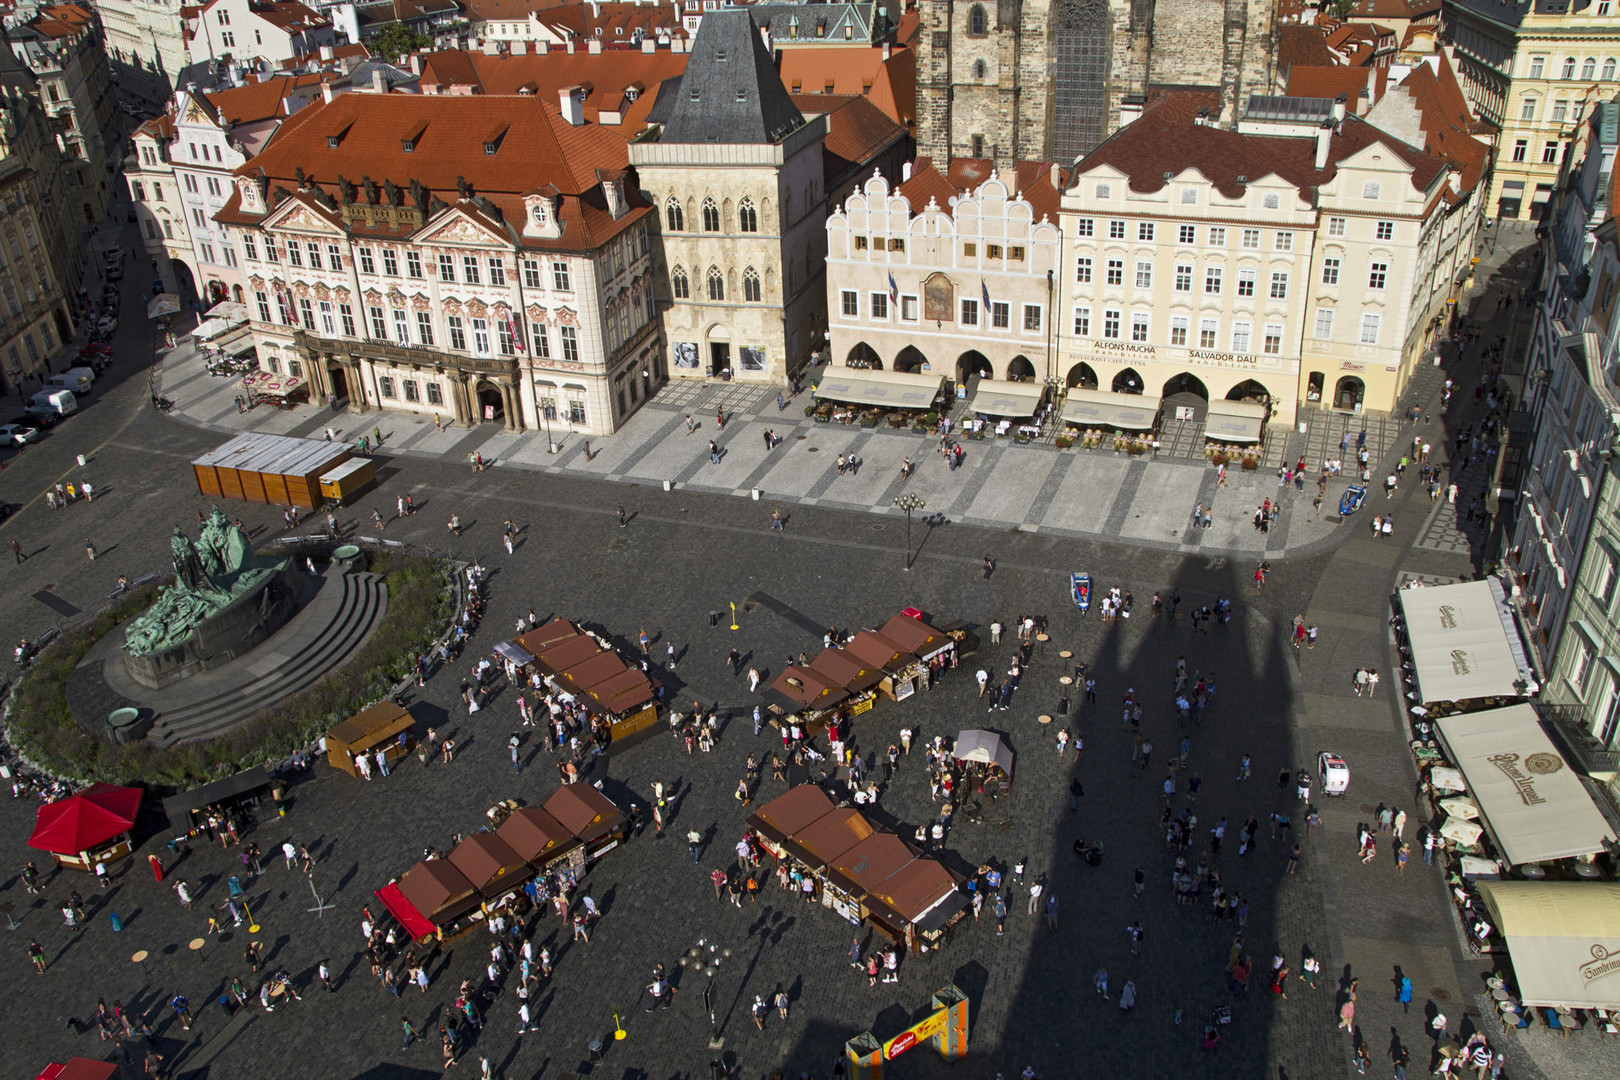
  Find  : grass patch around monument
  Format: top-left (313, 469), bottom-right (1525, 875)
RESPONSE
top-left (4, 552), bottom-right (455, 788)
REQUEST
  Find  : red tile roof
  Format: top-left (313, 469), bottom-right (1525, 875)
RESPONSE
top-left (250, 0), bottom-right (331, 32)
top-left (777, 45), bottom-right (916, 129)
top-left (28, 2), bottom-right (95, 37)
top-left (1393, 55), bottom-right (1487, 194)
top-left (1278, 23), bottom-right (1335, 71)
top-left (896, 157), bottom-right (1067, 223)
top-left (221, 93), bottom-right (648, 252)
top-left (530, 1), bottom-right (683, 44)
top-left (790, 92), bottom-right (906, 168)
top-left (1075, 90), bottom-right (1446, 202)
top-left (1287, 65), bottom-right (1375, 104)
top-left (1348, 0), bottom-right (1440, 19)
top-left (203, 73), bottom-right (333, 125)
top-left (417, 49), bottom-right (684, 129)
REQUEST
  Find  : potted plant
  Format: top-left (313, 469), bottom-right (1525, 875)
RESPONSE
top-left (1211, 449), bottom-right (1227, 466)
top-left (804, 404), bottom-right (816, 417)
top-left (1055, 435), bottom-right (1074, 449)
top-left (1241, 450), bottom-right (1260, 470)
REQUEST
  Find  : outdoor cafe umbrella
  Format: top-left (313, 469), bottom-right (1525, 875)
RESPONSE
top-left (1439, 816), bottom-right (1485, 846)
top-left (952, 730), bottom-right (1013, 777)
top-left (146, 293), bottom-right (181, 319)
top-left (1429, 767), bottom-right (1467, 793)
top-left (1441, 796), bottom-right (1480, 820)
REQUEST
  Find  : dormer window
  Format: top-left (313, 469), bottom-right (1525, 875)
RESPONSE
top-left (401, 121), bottom-right (427, 153)
top-left (716, 48), bottom-right (727, 62)
top-left (736, 88), bottom-right (747, 102)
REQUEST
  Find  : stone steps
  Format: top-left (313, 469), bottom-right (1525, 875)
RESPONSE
top-left (147, 571), bottom-right (388, 747)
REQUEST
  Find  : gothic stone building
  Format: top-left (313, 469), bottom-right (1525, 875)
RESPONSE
top-left (914, 0), bottom-right (1280, 168)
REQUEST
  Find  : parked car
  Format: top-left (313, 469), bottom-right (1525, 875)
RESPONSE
top-left (0, 422), bottom-right (39, 446)
top-left (105, 262), bottom-right (124, 282)
top-left (14, 410), bottom-right (56, 430)
top-left (95, 315), bottom-right (118, 336)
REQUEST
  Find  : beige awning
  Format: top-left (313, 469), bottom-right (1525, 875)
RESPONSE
top-left (968, 379), bottom-right (1046, 418)
top-left (813, 367), bottom-right (944, 409)
top-left (1399, 580), bottom-right (1528, 703)
top-left (1203, 399), bottom-right (1268, 443)
top-left (1478, 881), bottom-right (1620, 1008)
top-left (1434, 705), bottom-right (1616, 865)
top-left (1061, 389), bottom-right (1162, 431)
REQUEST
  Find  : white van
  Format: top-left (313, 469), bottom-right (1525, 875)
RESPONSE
top-left (45, 371), bottom-right (92, 395)
top-left (64, 366), bottom-right (97, 387)
top-left (28, 389), bottom-right (77, 418)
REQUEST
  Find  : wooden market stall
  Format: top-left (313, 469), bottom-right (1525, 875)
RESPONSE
top-left (747, 785), bottom-right (968, 950)
top-left (505, 620), bottom-right (661, 743)
top-left (875, 613), bottom-right (961, 700)
top-left (325, 701), bottom-right (414, 778)
top-left (762, 665), bottom-right (851, 731)
top-left (544, 784), bottom-right (630, 861)
top-left (747, 785), bottom-right (837, 858)
top-left (318, 457), bottom-right (377, 506)
top-left (496, 806), bottom-right (582, 872)
top-left (192, 432), bottom-right (352, 510)
top-left (161, 766), bottom-right (280, 831)
top-left (395, 858), bottom-right (482, 927)
top-left (26, 784), bottom-right (143, 872)
top-left (447, 832), bottom-right (529, 900)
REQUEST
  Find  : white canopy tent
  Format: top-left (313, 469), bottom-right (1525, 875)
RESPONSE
top-left (1061, 389), bottom-right (1162, 431)
top-left (1434, 705), bottom-right (1616, 865)
top-left (1203, 399), bottom-right (1268, 443)
top-left (968, 380), bottom-right (1046, 418)
top-left (952, 730), bottom-right (1013, 778)
top-left (1399, 579), bottom-right (1529, 703)
top-left (813, 367), bottom-right (945, 410)
top-left (1478, 882), bottom-right (1620, 1009)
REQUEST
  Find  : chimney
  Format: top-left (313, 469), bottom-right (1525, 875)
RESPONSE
top-left (408, 52), bottom-right (422, 76)
top-left (1315, 121), bottom-right (1333, 170)
top-left (372, 68), bottom-right (386, 93)
top-left (588, 39), bottom-right (602, 54)
top-left (1332, 93), bottom-right (1347, 129)
top-left (319, 44), bottom-right (334, 61)
top-left (322, 82), bottom-right (334, 104)
top-left (559, 85), bottom-right (586, 126)
top-left (901, 160), bottom-right (912, 182)
top-left (566, 39), bottom-right (576, 54)
top-left (882, 42), bottom-right (891, 61)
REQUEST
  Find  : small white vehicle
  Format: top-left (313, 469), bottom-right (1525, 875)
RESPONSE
top-left (1318, 752), bottom-right (1350, 797)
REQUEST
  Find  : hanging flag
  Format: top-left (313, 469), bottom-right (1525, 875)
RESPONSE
top-left (981, 279), bottom-right (991, 313)
top-left (888, 272), bottom-right (898, 304)
top-left (505, 310), bottom-right (525, 353)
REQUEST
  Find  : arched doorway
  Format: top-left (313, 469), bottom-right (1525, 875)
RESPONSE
top-left (205, 278), bottom-right (228, 305)
top-left (1334, 376), bottom-right (1365, 411)
top-left (1162, 373), bottom-right (1208, 399)
top-left (1112, 367), bottom-right (1144, 395)
top-left (706, 324), bottom-right (731, 377)
top-left (1226, 379), bottom-right (1271, 406)
top-left (476, 381), bottom-right (505, 424)
top-left (232, 284), bottom-right (244, 303)
top-left (893, 345), bottom-right (929, 373)
top-left (1066, 362), bottom-right (1098, 389)
top-left (1007, 355), bottom-right (1036, 382)
top-left (846, 342), bottom-right (882, 370)
top-left (325, 360), bottom-right (349, 405)
top-left (1305, 371), bottom-right (1325, 403)
top-left (957, 350), bottom-right (992, 387)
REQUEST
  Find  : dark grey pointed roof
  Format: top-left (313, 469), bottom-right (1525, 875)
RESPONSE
top-left (658, 10), bottom-right (805, 145)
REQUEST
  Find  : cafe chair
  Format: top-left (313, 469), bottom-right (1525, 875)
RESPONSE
top-left (1544, 1009), bottom-right (1567, 1038)
top-left (1505, 1009), bottom-right (1530, 1032)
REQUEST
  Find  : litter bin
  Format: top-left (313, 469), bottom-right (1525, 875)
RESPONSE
top-left (588, 1039), bottom-right (604, 1062)
top-left (109, 911), bottom-right (124, 932)
top-left (709, 610), bottom-right (721, 627)
top-left (228, 875), bottom-right (244, 900)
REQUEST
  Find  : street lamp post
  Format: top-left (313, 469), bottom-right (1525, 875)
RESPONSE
top-left (679, 938), bottom-right (729, 1048)
top-left (894, 492), bottom-right (925, 571)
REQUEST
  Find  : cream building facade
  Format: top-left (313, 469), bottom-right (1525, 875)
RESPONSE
top-left (1446, 0), bottom-right (1620, 219)
top-left (825, 161), bottom-right (1064, 388)
top-left (97, 0), bottom-right (188, 102)
top-left (214, 90), bottom-right (662, 436)
top-left (630, 10), bottom-right (827, 385)
top-left (1056, 94), bottom-right (1463, 428)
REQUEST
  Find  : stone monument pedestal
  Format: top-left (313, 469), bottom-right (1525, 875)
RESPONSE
top-left (123, 561), bottom-right (302, 690)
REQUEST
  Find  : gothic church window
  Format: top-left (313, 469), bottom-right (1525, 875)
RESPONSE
top-left (666, 199), bottom-right (684, 232)
top-left (738, 198), bottom-right (757, 232)
top-left (672, 267), bottom-right (689, 298)
top-left (707, 267), bottom-right (724, 300)
top-left (702, 198), bottom-right (720, 232)
top-left (744, 268), bottom-right (761, 302)
top-left (969, 3), bottom-right (987, 35)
